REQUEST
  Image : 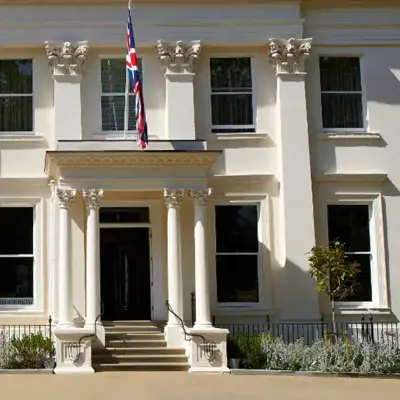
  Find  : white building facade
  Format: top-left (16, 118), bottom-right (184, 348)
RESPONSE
top-left (0, 0), bottom-right (399, 372)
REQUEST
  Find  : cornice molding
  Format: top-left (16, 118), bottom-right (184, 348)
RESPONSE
top-left (45, 151), bottom-right (221, 176)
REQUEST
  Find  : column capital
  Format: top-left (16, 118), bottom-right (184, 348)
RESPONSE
top-left (164, 189), bottom-right (185, 209)
top-left (269, 38), bottom-right (312, 75)
top-left (157, 40), bottom-right (201, 74)
top-left (56, 188), bottom-right (77, 209)
top-left (45, 41), bottom-right (89, 76)
top-left (82, 189), bottom-right (104, 210)
top-left (189, 189), bottom-right (212, 207)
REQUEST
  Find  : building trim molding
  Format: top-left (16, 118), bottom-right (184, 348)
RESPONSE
top-left (45, 150), bottom-right (222, 176)
top-left (313, 173), bottom-right (388, 183)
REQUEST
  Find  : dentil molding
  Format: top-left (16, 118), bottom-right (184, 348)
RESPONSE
top-left (163, 189), bottom-right (185, 208)
top-left (157, 40), bottom-right (201, 73)
top-left (45, 41), bottom-right (89, 75)
top-left (269, 38), bottom-right (312, 75)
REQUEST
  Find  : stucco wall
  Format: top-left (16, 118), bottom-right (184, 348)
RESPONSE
top-left (0, 2), bottom-right (400, 324)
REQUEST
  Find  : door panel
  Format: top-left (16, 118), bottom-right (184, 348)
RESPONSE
top-left (100, 228), bottom-right (151, 320)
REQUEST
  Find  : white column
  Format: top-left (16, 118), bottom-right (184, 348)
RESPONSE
top-left (189, 189), bottom-right (212, 328)
top-left (157, 41), bottom-right (201, 140)
top-left (269, 38), bottom-right (319, 320)
top-left (56, 187), bottom-right (76, 327)
top-left (163, 189), bottom-right (184, 326)
top-left (82, 189), bottom-right (103, 328)
top-left (45, 41), bottom-right (88, 141)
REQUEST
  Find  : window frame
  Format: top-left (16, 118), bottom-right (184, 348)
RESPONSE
top-left (321, 193), bottom-right (388, 310)
top-left (209, 55), bottom-right (256, 134)
top-left (318, 54), bottom-right (368, 133)
top-left (98, 55), bottom-right (141, 139)
top-left (210, 200), bottom-right (265, 309)
top-left (0, 58), bottom-right (36, 136)
top-left (0, 198), bottom-right (43, 312)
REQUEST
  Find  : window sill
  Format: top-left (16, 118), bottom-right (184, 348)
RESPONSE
top-left (325, 307), bottom-right (391, 316)
top-left (318, 132), bottom-right (381, 140)
top-left (205, 132), bottom-right (269, 141)
top-left (0, 134), bottom-right (44, 142)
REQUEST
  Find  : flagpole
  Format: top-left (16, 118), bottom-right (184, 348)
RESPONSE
top-left (123, 0), bottom-right (132, 139)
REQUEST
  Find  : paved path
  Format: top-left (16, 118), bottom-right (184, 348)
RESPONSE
top-left (1, 372), bottom-right (400, 400)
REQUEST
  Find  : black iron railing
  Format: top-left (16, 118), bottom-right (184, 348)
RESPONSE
top-left (213, 315), bottom-right (400, 347)
top-left (0, 316), bottom-right (53, 369)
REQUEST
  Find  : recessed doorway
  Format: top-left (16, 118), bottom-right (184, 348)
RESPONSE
top-left (99, 207), bottom-right (151, 321)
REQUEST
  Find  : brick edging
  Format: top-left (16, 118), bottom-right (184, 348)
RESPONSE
top-left (0, 369), bottom-right (54, 374)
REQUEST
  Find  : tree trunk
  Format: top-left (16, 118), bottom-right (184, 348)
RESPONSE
top-left (331, 298), bottom-right (337, 336)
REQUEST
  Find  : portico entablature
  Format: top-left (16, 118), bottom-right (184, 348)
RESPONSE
top-left (45, 150), bottom-right (221, 191)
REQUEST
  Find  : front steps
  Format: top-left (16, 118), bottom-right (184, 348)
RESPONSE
top-left (93, 321), bottom-right (189, 372)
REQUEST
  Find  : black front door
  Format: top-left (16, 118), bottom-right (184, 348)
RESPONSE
top-left (100, 228), bottom-right (151, 321)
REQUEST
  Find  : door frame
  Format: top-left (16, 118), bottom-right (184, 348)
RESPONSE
top-left (98, 199), bottom-right (163, 321)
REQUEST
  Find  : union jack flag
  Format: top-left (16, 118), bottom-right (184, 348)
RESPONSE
top-left (126, 5), bottom-right (148, 150)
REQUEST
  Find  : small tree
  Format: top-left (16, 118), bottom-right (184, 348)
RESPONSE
top-left (308, 241), bottom-right (361, 335)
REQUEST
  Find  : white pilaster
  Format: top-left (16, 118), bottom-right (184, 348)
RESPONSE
top-left (45, 41), bottom-right (88, 141)
top-left (157, 40), bottom-right (201, 141)
top-left (189, 189), bottom-right (212, 328)
top-left (269, 38), bottom-right (319, 320)
top-left (82, 189), bottom-right (103, 328)
top-left (163, 188), bottom-right (184, 347)
top-left (55, 187), bottom-right (76, 327)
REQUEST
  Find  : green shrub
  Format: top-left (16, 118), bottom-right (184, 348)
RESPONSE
top-left (8, 332), bottom-right (55, 369)
top-left (260, 335), bottom-right (400, 374)
top-left (230, 333), bottom-right (270, 369)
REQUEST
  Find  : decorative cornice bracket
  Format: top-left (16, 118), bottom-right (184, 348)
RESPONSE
top-left (269, 38), bottom-right (312, 75)
top-left (157, 40), bottom-right (201, 74)
top-left (45, 41), bottom-right (89, 76)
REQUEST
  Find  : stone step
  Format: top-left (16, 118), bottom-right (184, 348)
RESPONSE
top-left (105, 339), bottom-right (167, 348)
top-left (103, 320), bottom-right (155, 327)
top-left (93, 362), bottom-right (189, 372)
top-left (104, 326), bottom-right (161, 333)
top-left (93, 354), bottom-right (188, 363)
top-left (105, 333), bottom-right (165, 341)
top-left (103, 347), bottom-right (186, 355)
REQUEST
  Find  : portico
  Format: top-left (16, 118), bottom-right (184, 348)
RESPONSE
top-left (45, 149), bottom-right (228, 374)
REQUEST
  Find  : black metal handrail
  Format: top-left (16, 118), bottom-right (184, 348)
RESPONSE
top-left (166, 300), bottom-right (216, 361)
top-left (69, 301), bottom-right (105, 364)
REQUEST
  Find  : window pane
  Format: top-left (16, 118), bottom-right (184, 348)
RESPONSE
top-left (319, 57), bottom-right (361, 92)
top-left (211, 94), bottom-right (253, 126)
top-left (215, 205), bottom-right (258, 253)
top-left (210, 58), bottom-right (252, 91)
top-left (100, 207), bottom-right (149, 223)
top-left (101, 58), bottom-right (142, 93)
top-left (328, 205), bottom-right (370, 252)
top-left (0, 208), bottom-right (33, 255)
top-left (321, 93), bottom-right (363, 129)
top-left (101, 59), bottom-right (129, 93)
top-left (101, 95), bottom-right (136, 131)
top-left (340, 254), bottom-right (372, 302)
top-left (0, 96), bottom-right (33, 132)
top-left (0, 60), bottom-right (33, 94)
top-left (216, 255), bottom-right (259, 303)
top-left (0, 258), bottom-right (33, 300)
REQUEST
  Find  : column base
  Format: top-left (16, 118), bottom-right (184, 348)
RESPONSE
top-left (164, 324), bottom-right (185, 348)
top-left (187, 327), bottom-right (229, 374)
top-left (194, 322), bottom-right (213, 329)
top-left (54, 327), bottom-right (96, 375)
